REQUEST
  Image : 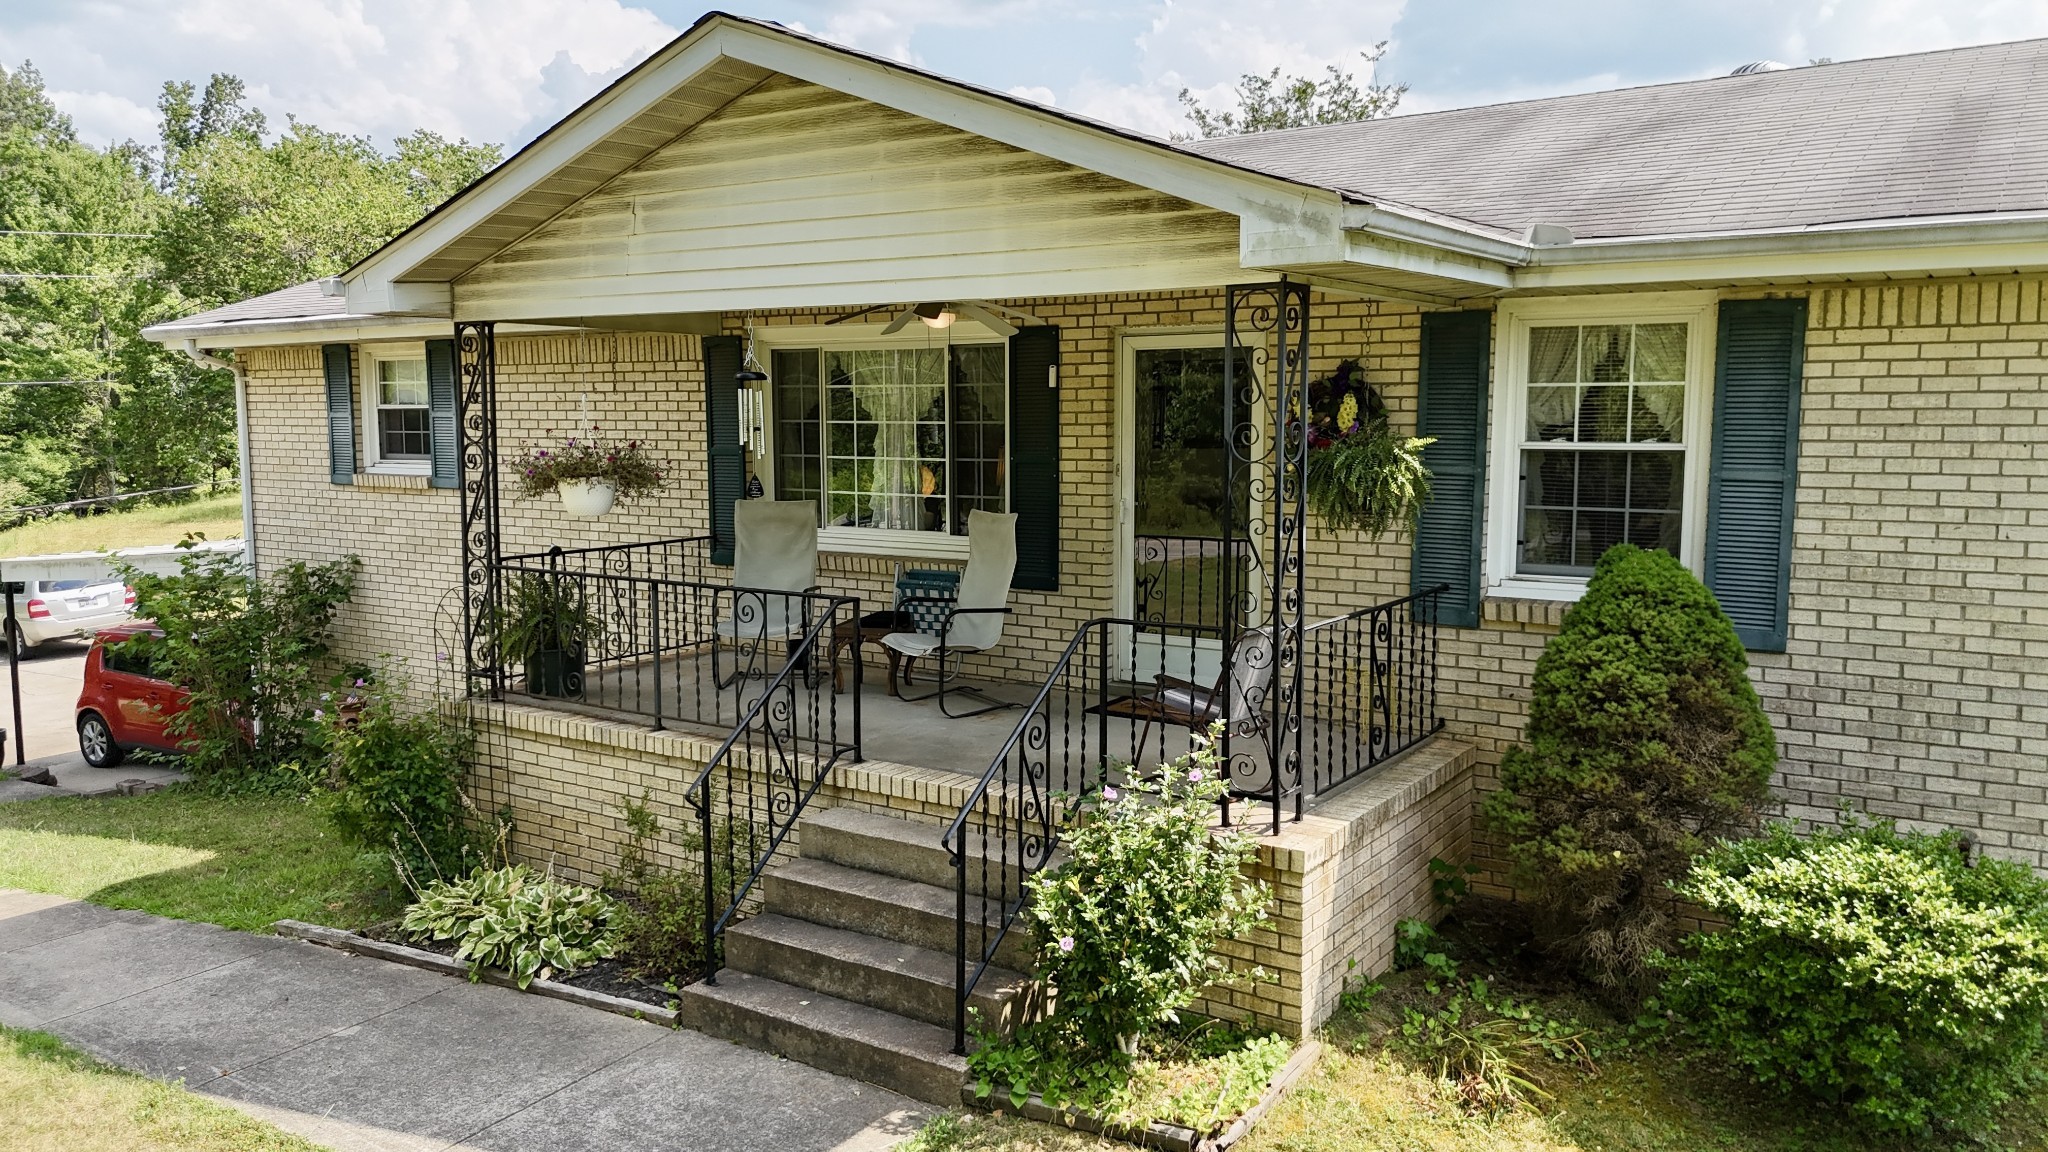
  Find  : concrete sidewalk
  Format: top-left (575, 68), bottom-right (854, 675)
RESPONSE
top-left (0, 890), bottom-right (925, 1152)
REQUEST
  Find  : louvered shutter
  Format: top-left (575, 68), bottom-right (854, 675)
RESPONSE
top-left (1706, 298), bottom-right (1806, 652)
top-left (703, 335), bottom-right (744, 566)
top-left (1008, 325), bottom-right (1061, 591)
top-left (1411, 311), bottom-right (1491, 626)
top-left (323, 343), bottom-right (355, 485)
top-left (425, 338), bottom-right (458, 489)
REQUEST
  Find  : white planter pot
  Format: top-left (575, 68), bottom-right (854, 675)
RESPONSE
top-left (557, 479), bottom-right (617, 518)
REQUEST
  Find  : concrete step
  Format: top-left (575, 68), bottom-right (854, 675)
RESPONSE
top-left (763, 857), bottom-right (1037, 975)
top-left (800, 807), bottom-right (1050, 898)
top-left (725, 913), bottom-right (1037, 1034)
top-left (678, 969), bottom-right (968, 1107)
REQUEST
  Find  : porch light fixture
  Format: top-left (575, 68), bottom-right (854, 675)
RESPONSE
top-left (918, 307), bottom-right (957, 331)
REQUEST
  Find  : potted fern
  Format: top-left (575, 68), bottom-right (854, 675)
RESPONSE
top-left (1300, 360), bottom-right (1434, 537)
top-left (498, 574), bottom-right (597, 698)
top-left (511, 425), bottom-right (667, 518)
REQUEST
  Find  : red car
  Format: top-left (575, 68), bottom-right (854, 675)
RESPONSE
top-left (75, 623), bottom-right (190, 768)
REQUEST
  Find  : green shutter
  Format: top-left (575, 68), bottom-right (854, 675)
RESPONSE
top-left (1706, 298), bottom-right (1806, 652)
top-left (323, 343), bottom-right (354, 485)
top-left (426, 338), bottom-right (458, 490)
top-left (1412, 311), bottom-right (1491, 627)
top-left (703, 334), bottom-right (744, 566)
top-left (1008, 325), bottom-right (1061, 591)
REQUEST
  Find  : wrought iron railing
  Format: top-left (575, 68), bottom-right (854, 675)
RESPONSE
top-left (1132, 535), bottom-right (1253, 632)
top-left (1299, 584), bottom-right (1448, 796)
top-left (940, 617), bottom-right (1228, 1054)
top-left (684, 603), bottom-right (862, 985)
top-left (941, 586), bottom-right (1447, 1054)
top-left (492, 541), bottom-right (861, 743)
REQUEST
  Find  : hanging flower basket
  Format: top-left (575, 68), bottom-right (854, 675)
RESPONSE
top-left (511, 424), bottom-right (667, 517)
top-left (1299, 360), bottom-right (1435, 538)
top-left (556, 479), bottom-right (617, 518)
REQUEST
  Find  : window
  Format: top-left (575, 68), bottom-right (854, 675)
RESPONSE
top-left (768, 340), bottom-right (1006, 541)
top-left (1487, 295), bottom-right (1715, 599)
top-left (363, 345), bottom-right (429, 468)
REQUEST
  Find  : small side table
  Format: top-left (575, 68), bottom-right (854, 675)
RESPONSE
top-left (831, 611), bottom-right (915, 696)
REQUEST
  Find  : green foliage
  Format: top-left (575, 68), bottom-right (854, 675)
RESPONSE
top-left (114, 542), bottom-right (358, 786)
top-left (320, 676), bottom-right (475, 887)
top-left (495, 572), bottom-right (598, 659)
top-left (1303, 421), bottom-right (1434, 537)
top-left (1023, 732), bottom-right (1272, 1065)
top-left (510, 424), bottom-right (669, 503)
top-left (1179, 44), bottom-right (1406, 138)
top-left (1658, 819), bottom-right (2048, 1137)
top-left (1395, 977), bottom-right (1596, 1115)
top-left (971, 1020), bottom-right (1292, 1132)
top-left (1483, 544), bottom-right (1776, 995)
top-left (1430, 857), bottom-right (1479, 910)
top-left (401, 864), bottom-right (618, 989)
top-left (605, 792), bottom-right (743, 984)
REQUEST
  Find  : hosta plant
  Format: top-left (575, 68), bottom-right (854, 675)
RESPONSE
top-left (400, 865), bottom-right (619, 989)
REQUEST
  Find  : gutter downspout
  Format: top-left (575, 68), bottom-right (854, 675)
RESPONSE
top-left (182, 340), bottom-right (256, 574)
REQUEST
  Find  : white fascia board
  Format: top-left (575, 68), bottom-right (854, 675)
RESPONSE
top-left (344, 279), bottom-right (452, 317)
top-left (141, 315), bottom-right (571, 351)
top-left (1342, 233), bottom-right (1513, 290)
top-left (1341, 202), bottom-right (1532, 265)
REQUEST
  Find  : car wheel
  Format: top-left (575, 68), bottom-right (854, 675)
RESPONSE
top-left (5, 622), bottom-right (25, 661)
top-left (78, 712), bottom-right (124, 769)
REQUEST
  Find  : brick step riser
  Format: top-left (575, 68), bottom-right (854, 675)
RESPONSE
top-left (761, 869), bottom-right (1038, 975)
top-left (725, 926), bottom-right (1028, 1033)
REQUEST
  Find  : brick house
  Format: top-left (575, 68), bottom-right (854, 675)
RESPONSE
top-left (145, 15), bottom-right (2048, 1103)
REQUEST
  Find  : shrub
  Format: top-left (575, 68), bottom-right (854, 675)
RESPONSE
top-left (1658, 820), bottom-right (2048, 1136)
top-left (603, 793), bottom-right (746, 985)
top-left (1016, 731), bottom-right (1271, 1066)
top-left (321, 678), bottom-right (474, 886)
top-left (1483, 544), bottom-right (1774, 994)
top-left (115, 541), bottom-right (357, 786)
top-left (401, 864), bottom-right (618, 989)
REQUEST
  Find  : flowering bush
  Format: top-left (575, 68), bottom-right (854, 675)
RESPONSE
top-left (1298, 359), bottom-right (1433, 537)
top-left (1018, 730), bottom-right (1271, 1067)
top-left (510, 424), bottom-right (667, 502)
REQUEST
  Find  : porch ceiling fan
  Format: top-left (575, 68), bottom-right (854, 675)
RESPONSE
top-left (827, 299), bottom-right (1033, 338)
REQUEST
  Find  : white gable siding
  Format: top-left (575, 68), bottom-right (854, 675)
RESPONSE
top-left (454, 76), bottom-right (1245, 321)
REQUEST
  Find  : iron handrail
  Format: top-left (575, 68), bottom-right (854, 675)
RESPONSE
top-left (500, 534), bottom-right (714, 564)
top-left (683, 596), bottom-right (862, 985)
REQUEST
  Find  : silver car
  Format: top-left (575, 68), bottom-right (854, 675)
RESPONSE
top-left (8, 577), bottom-right (135, 658)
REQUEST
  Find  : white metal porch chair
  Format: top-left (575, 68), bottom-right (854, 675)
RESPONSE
top-left (1134, 628), bottom-right (1276, 755)
top-left (883, 510), bottom-right (1019, 718)
top-left (713, 499), bottom-right (820, 688)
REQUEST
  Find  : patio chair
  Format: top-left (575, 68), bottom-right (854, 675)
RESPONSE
top-left (1134, 628), bottom-right (1276, 758)
top-left (714, 499), bottom-right (820, 688)
top-left (883, 510), bottom-right (1019, 718)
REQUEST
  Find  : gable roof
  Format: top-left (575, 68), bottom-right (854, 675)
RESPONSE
top-left (165, 280), bottom-right (348, 330)
top-left (1187, 37), bottom-right (2048, 241)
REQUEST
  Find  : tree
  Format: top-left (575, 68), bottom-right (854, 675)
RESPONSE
top-left (1178, 44), bottom-right (1405, 139)
top-left (1482, 544), bottom-right (1777, 998)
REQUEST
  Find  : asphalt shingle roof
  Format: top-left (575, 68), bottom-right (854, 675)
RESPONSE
top-left (163, 279), bottom-right (349, 328)
top-left (1185, 37), bottom-right (2048, 241)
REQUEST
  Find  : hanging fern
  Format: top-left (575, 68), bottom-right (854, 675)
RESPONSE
top-left (1302, 419), bottom-right (1434, 538)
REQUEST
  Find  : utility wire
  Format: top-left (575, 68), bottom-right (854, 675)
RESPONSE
top-left (0, 379), bottom-right (114, 388)
top-left (0, 271), bottom-right (156, 280)
top-left (0, 229), bottom-right (153, 238)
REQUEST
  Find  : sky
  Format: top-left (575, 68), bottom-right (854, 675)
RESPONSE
top-left (6, 1), bottom-right (2048, 152)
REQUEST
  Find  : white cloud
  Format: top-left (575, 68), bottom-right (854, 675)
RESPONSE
top-left (2, 0), bottom-right (678, 148)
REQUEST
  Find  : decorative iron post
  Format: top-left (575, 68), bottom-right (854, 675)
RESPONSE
top-left (455, 321), bottom-right (502, 698)
top-left (1221, 281), bottom-right (1310, 834)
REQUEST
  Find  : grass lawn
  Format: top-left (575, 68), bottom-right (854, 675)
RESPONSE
top-left (0, 489), bottom-right (243, 557)
top-left (0, 1025), bottom-right (319, 1152)
top-left (904, 904), bottom-right (2048, 1152)
top-left (0, 786), bottom-right (402, 932)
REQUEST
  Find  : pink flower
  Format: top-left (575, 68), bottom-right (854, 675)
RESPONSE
top-left (1102, 786), bottom-right (1119, 801)
top-left (1057, 936), bottom-right (1075, 953)
top-left (1187, 768), bottom-right (1204, 783)
top-left (354, 678), bottom-right (366, 687)
top-left (312, 708), bottom-right (324, 720)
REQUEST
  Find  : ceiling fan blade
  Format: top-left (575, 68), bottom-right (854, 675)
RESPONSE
top-left (880, 308), bottom-right (917, 335)
top-left (955, 302), bottom-right (1017, 337)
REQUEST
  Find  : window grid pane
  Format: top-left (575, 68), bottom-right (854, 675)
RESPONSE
top-left (1518, 320), bottom-right (1690, 577)
top-left (379, 407), bottom-right (431, 459)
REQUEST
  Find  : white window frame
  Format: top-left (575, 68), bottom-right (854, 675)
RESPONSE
top-left (756, 321), bottom-right (1011, 560)
top-left (1484, 292), bottom-right (1719, 603)
top-left (359, 342), bottom-right (431, 474)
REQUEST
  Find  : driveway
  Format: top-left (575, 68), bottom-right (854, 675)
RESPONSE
top-left (0, 890), bottom-right (925, 1152)
top-left (2, 640), bottom-right (185, 798)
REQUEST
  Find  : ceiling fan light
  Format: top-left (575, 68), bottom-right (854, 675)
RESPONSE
top-left (919, 310), bottom-right (957, 330)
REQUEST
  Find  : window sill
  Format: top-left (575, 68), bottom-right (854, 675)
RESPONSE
top-left (1481, 596), bottom-right (1572, 629)
top-left (817, 527), bottom-right (969, 561)
top-left (353, 470), bottom-right (431, 491)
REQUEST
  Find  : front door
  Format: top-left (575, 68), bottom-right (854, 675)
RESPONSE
top-left (1117, 337), bottom-right (1253, 685)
